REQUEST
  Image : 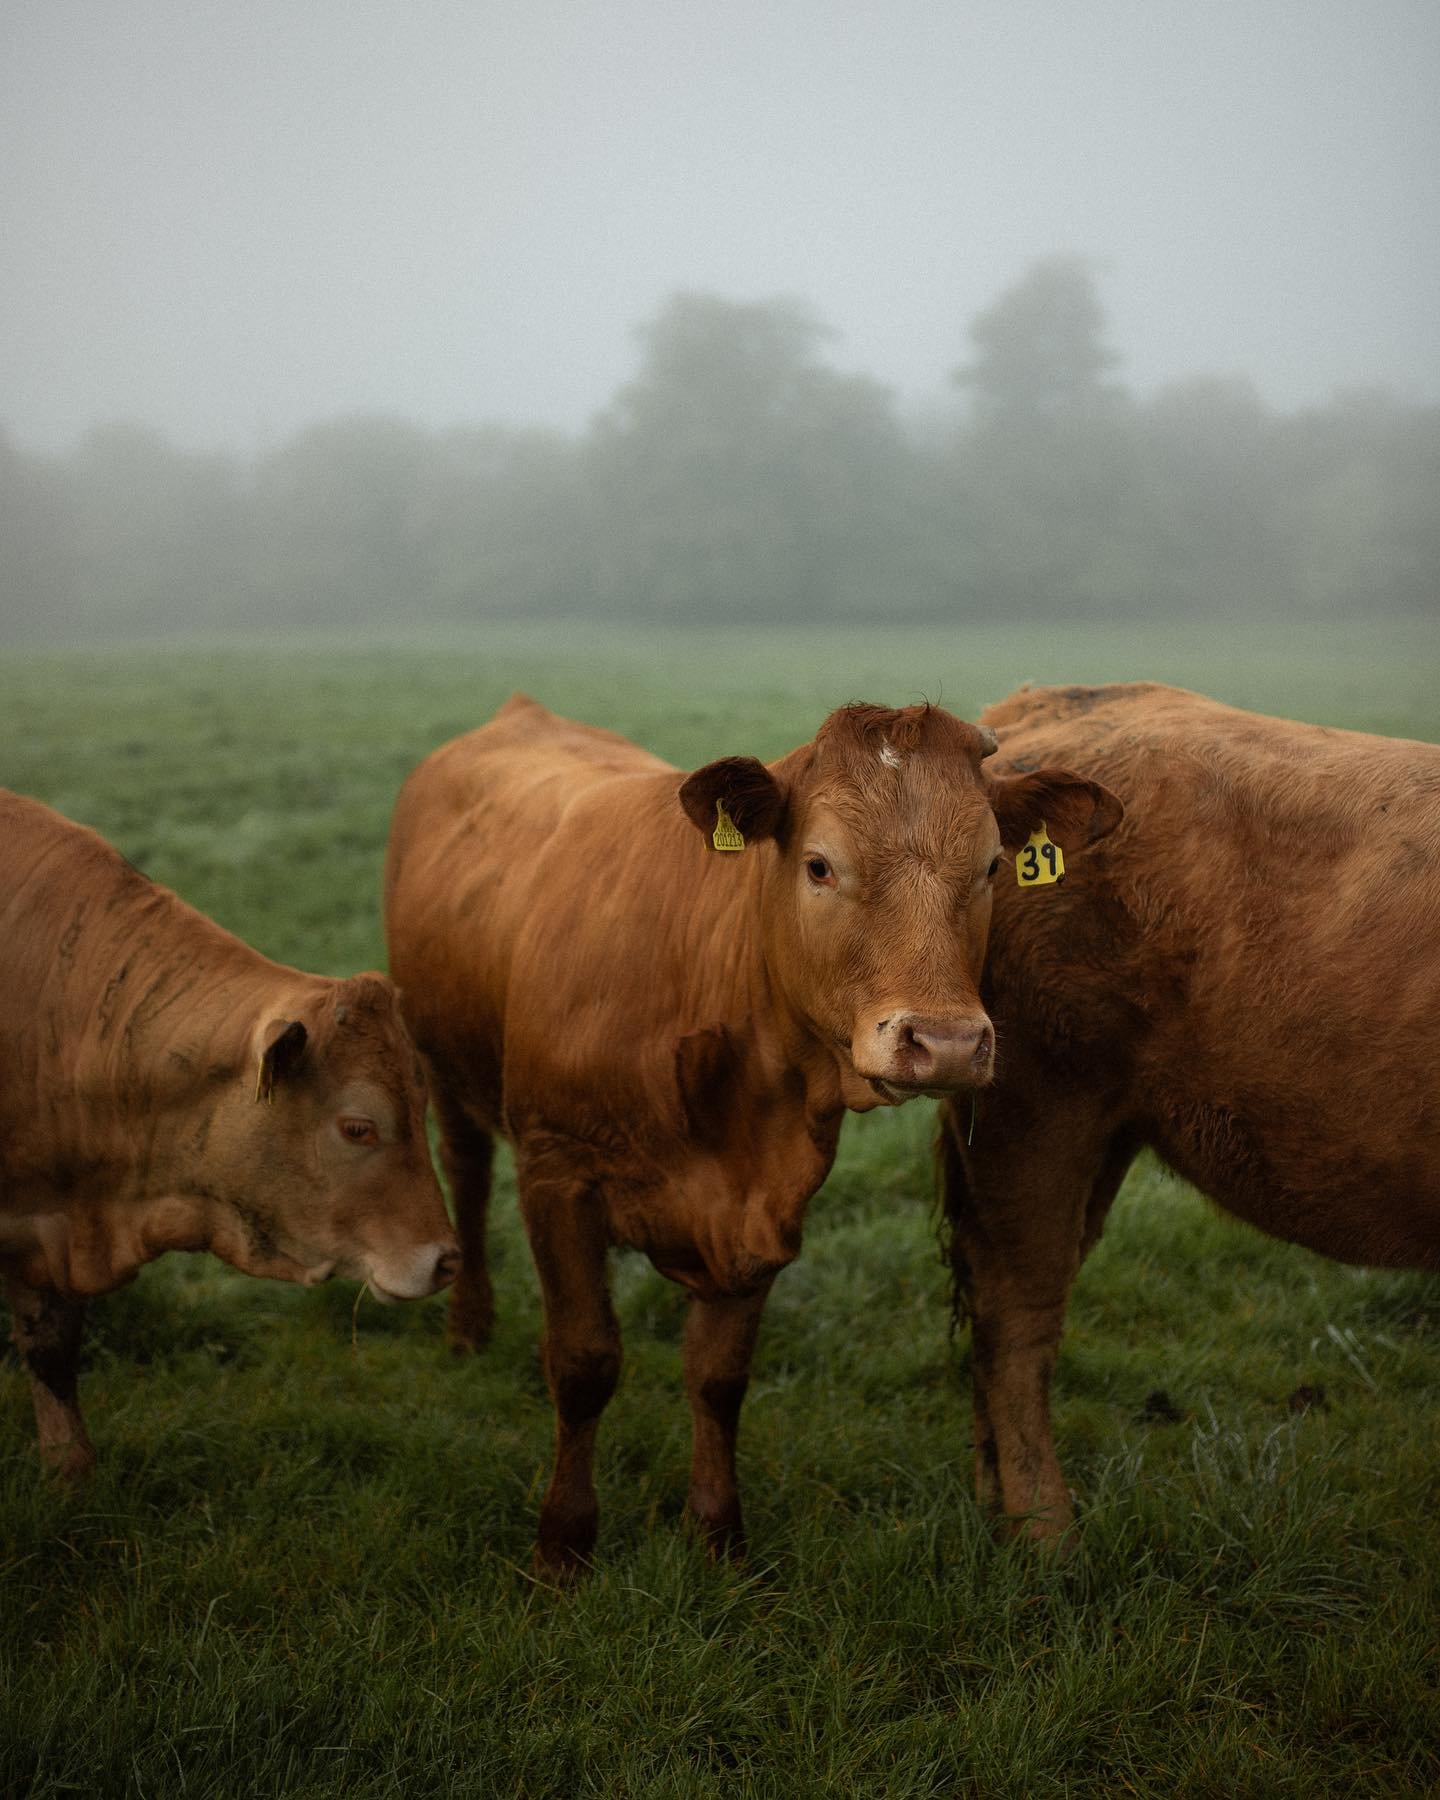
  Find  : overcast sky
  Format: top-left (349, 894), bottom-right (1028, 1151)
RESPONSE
top-left (3, 0), bottom-right (1437, 456)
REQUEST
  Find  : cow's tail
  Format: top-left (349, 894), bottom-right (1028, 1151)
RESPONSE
top-left (934, 1107), bottom-right (974, 1338)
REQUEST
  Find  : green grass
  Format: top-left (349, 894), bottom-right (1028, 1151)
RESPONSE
top-left (2, 616), bottom-right (1438, 1797)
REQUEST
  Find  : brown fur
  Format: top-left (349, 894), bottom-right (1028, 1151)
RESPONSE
top-left (384, 693), bottom-right (1119, 1571)
top-left (941, 682), bottom-right (1440, 1543)
top-left (1, 790), bottom-right (457, 1476)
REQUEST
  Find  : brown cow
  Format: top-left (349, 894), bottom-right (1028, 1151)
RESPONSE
top-left (942, 681), bottom-right (1440, 1544)
top-left (384, 694), bottom-right (1120, 1570)
top-left (1, 790), bottom-right (459, 1478)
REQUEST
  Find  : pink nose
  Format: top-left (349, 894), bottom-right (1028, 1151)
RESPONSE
top-left (432, 1246), bottom-right (461, 1291)
top-left (876, 1013), bottom-right (994, 1090)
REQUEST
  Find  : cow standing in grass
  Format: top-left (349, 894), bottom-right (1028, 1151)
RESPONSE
top-left (0, 791), bottom-right (459, 1478)
top-left (942, 682), bottom-right (1440, 1543)
top-left (384, 695), bottom-right (1120, 1571)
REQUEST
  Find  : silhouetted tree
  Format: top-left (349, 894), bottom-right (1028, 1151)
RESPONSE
top-left (66, 423), bottom-right (246, 635)
top-left (1279, 389), bottom-right (1440, 614)
top-left (1, 264), bottom-right (1435, 643)
top-left (955, 255), bottom-right (1122, 430)
top-left (0, 429), bottom-right (73, 641)
top-left (951, 259), bottom-right (1143, 611)
top-left (1135, 376), bottom-right (1293, 610)
top-left (419, 425), bottom-right (588, 617)
top-left (251, 416), bottom-right (435, 625)
top-left (586, 293), bottom-right (920, 618)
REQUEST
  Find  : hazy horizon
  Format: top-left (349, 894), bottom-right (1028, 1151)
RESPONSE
top-left (3, 0), bottom-right (1437, 460)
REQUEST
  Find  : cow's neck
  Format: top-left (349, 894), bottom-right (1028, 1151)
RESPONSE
top-left (684, 841), bottom-right (867, 1127)
top-left (21, 1182), bottom-right (311, 1298)
top-left (18, 932), bottom-right (310, 1295)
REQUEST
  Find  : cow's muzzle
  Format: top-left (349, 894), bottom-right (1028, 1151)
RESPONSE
top-left (852, 1010), bottom-right (995, 1097)
top-left (365, 1240), bottom-right (461, 1302)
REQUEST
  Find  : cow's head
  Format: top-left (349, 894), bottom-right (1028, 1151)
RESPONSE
top-left (680, 702), bottom-right (1121, 1103)
top-left (210, 973), bottom-right (458, 1297)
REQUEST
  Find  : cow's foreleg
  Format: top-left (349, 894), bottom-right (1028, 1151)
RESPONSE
top-left (520, 1175), bottom-right (620, 1577)
top-left (682, 1283), bottom-right (772, 1557)
top-left (944, 1105), bottom-right (1128, 1547)
top-left (431, 1082), bottom-right (496, 1352)
top-left (5, 1276), bottom-right (94, 1481)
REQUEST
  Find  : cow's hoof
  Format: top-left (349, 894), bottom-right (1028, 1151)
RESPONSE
top-left (445, 1312), bottom-right (494, 1355)
top-left (1001, 1511), bottom-right (1078, 1558)
top-left (533, 1539), bottom-right (594, 1586)
top-left (534, 1499), bottom-right (598, 1583)
top-left (688, 1500), bottom-right (746, 1561)
top-left (40, 1441), bottom-right (96, 1484)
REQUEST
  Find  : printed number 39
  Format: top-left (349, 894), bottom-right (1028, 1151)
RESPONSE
top-left (1020, 842), bottom-right (1059, 881)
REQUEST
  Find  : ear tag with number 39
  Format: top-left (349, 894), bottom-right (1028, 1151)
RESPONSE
top-left (712, 801), bottom-right (746, 853)
top-left (1016, 822), bottom-right (1064, 887)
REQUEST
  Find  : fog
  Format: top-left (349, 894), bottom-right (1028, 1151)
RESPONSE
top-left (2, 3), bottom-right (1436, 644)
top-left (3, 1), bottom-right (1437, 455)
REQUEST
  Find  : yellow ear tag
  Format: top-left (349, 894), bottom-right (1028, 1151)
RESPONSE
top-left (712, 801), bottom-right (745, 853)
top-left (1016, 822), bottom-right (1064, 887)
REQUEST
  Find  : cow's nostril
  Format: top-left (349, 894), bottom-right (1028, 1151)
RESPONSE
top-left (434, 1248), bottom-right (461, 1289)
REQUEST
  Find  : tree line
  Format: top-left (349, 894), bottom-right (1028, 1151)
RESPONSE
top-left (2, 259), bottom-right (1435, 643)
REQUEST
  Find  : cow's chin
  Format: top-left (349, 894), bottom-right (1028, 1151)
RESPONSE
top-left (867, 1077), bottom-right (970, 1106)
top-left (362, 1266), bottom-right (435, 1305)
top-left (298, 1260), bottom-right (405, 1303)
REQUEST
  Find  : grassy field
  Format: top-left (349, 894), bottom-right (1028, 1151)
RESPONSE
top-left (2, 614), bottom-right (1438, 1797)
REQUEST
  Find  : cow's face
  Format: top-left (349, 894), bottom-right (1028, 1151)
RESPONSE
top-left (680, 704), bottom-right (1122, 1104)
top-left (212, 975), bottom-right (457, 1297)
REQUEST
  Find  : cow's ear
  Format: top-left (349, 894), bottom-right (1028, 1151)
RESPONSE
top-left (255, 1018), bottom-right (308, 1104)
top-left (987, 768), bottom-right (1124, 855)
top-left (678, 756), bottom-right (787, 850)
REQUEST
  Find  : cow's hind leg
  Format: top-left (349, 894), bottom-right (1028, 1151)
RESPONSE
top-left (519, 1165), bottom-right (620, 1577)
top-left (430, 1080), bottom-right (496, 1352)
top-left (682, 1283), bottom-right (772, 1557)
top-left (943, 1102), bottom-right (1132, 1547)
top-left (5, 1276), bottom-right (94, 1481)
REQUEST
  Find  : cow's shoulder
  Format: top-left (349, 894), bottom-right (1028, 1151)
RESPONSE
top-left (981, 680), bottom-right (1182, 739)
top-left (437, 693), bottom-right (674, 776)
top-left (1, 790), bottom-right (156, 949)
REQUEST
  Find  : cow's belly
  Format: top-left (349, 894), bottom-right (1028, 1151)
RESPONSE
top-left (1144, 1075), bottom-right (1440, 1272)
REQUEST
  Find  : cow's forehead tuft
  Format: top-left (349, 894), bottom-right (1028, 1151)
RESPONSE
top-left (311, 996), bottom-right (424, 1104)
top-left (311, 974), bottom-right (410, 1064)
top-left (814, 701), bottom-right (992, 768)
top-left (326, 973), bottom-right (396, 1021)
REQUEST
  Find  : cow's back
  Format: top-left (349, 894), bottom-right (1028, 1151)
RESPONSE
top-left (383, 695), bottom-right (678, 1085)
top-left (1, 787), bottom-right (145, 1000)
top-left (0, 791), bottom-right (260, 1208)
top-left (1, 793), bottom-right (157, 1160)
top-left (979, 682), bottom-right (1440, 1265)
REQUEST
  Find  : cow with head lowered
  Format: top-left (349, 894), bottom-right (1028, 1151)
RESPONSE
top-left (1, 790), bottom-right (459, 1479)
top-left (383, 694), bottom-right (1121, 1571)
top-left (941, 682), bottom-right (1440, 1548)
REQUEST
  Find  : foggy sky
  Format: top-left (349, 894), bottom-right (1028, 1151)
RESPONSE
top-left (3, 0), bottom-right (1437, 457)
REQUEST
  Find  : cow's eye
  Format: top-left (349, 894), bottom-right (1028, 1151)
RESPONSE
top-left (987, 853), bottom-right (1002, 880)
top-left (338, 1116), bottom-right (379, 1147)
top-left (805, 855), bottom-right (834, 885)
